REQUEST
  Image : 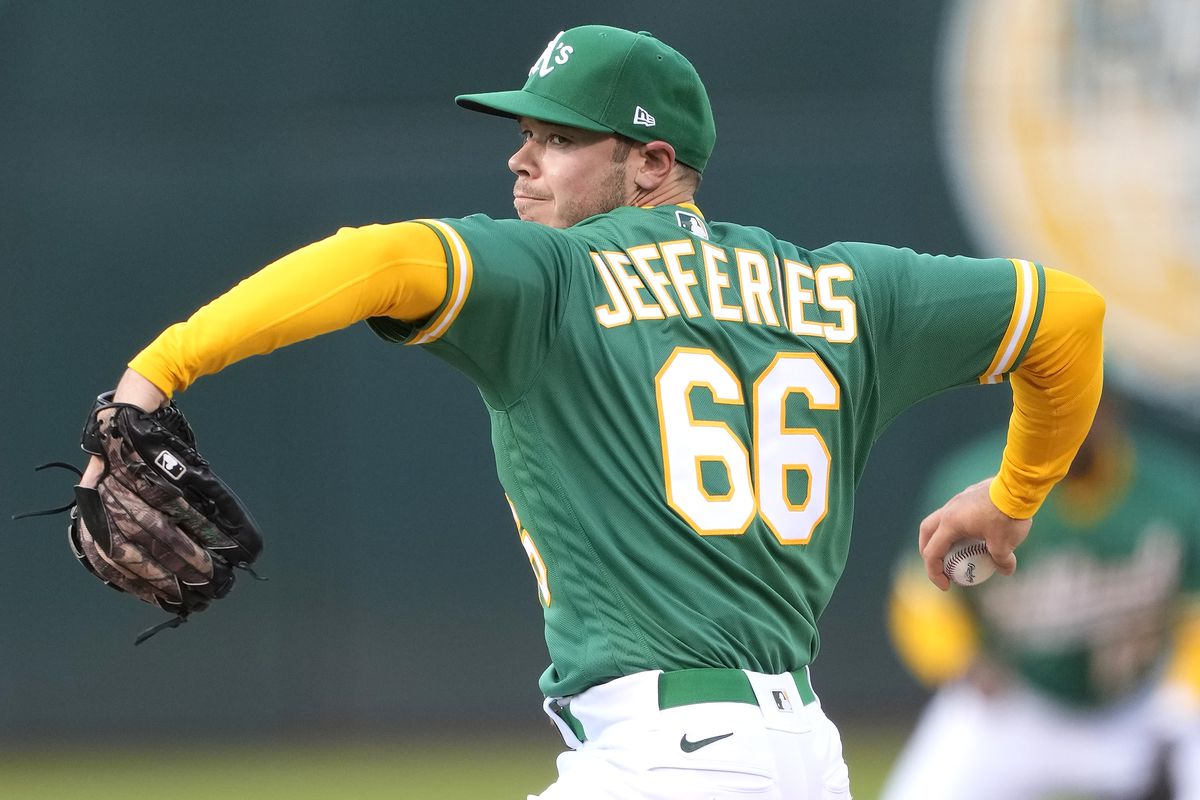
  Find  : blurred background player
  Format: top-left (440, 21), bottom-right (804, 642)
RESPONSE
top-left (882, 393), bottom-right (1200, 800)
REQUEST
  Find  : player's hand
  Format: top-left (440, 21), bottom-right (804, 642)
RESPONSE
top-left (80, 369), bottom-right (168, 489)
top-left (918, 478), bottom-right (1032, 591)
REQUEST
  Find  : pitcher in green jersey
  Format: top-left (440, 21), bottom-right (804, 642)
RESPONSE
top-left (78, 25), bottom-right (1104, 798)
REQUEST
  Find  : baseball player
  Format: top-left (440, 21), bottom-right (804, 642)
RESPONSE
top-left (883, 397), bottom-right (1200, 800)
top-left (74, 26), bottom-right (1105, 798)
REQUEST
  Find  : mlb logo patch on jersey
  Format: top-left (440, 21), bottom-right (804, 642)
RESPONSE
top-left (675, 209), bottom-right (709, 240)
top-left (772, 690), bottom-right (794, 713)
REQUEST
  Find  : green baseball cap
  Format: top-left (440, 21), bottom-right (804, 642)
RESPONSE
top-left (456, 26), bottom-right (716, 173)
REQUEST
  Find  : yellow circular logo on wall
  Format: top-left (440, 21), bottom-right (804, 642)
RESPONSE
top-left (940, 0), bottom-right (1199, 418)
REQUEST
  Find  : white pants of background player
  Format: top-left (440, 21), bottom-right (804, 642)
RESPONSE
top-left (529, 668), bottom-right (852, 799)
top-left (880, 678), bottom-right (1196, 800)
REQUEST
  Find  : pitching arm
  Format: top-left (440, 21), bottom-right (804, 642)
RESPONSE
top-left (921, 269), bottom-right (1104, 588)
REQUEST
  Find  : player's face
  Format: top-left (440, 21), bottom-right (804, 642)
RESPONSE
top-left (509, 118), bottom-right (634, 228)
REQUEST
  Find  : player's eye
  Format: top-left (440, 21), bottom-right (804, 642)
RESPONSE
top-left (547, 133), bottom-right (569, 146)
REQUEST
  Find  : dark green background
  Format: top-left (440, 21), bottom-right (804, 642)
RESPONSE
top-left (2, 0), bottom-right (1193, 745)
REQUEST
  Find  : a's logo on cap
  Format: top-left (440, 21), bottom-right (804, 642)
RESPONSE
top-left (529, 31), bottom-right (574, 78)
top-left (675, 210), bottom-right (708, 240)
top-left (633, 106), bottom-right (656, 127)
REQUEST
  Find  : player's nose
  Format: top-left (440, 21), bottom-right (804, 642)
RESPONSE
top-left (508, 140), bottom-right (538, 177)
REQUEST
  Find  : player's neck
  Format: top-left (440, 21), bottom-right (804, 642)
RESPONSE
top-left (628, 175), bottom-right (696, 211)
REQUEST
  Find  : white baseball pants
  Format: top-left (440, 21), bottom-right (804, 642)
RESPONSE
top-left (530, 667), bottom-right (852, 799)
top-left (880, 678), bottom-right (1181, 800)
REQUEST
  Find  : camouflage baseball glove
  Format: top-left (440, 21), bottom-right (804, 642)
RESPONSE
top-left (20, 392), bottom-right (264, 643)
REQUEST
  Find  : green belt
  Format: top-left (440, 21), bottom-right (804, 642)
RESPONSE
top-left (553, 667), bottom-right (817, 744)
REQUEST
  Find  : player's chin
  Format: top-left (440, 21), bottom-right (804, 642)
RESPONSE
top-left (514, 199), bottom-right (561, 227)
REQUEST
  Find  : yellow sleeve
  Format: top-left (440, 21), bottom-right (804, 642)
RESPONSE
top-left (1167, 603), bottom-right (1200, 701)
top-left (989, 268), bottom-right (1105, 518)
top-left (888, 561), bottom-right (979, 686)
top-left (128, 222), bottom-right (448, 397)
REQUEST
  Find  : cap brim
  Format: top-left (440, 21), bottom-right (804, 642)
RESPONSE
top-left (455, 90), bottom-right (613, 133)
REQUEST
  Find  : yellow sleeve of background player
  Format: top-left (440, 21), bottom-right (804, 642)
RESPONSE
top-left (989, 268), bottom-right (1105, 518)
top-left (1167, 601), bottom-right (1200, 702)
top-left (888, 560), bottom-right (979, 686)
top-left (128, 222), bottom-right (448, 397)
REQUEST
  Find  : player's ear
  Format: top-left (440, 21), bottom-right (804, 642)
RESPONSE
top-left (634, 141), bottom-right (676, 190)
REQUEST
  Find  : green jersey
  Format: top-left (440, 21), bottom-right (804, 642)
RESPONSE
top-left (922, 428), bottom-right (1200, 706)
top-left (370, 204), bottom-right (1045, 698)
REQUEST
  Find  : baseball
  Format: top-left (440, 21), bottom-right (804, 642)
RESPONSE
top-left (943, 538), bottom-right (996, 587)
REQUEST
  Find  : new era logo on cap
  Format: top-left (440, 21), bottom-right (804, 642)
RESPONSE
top-left (633, 106), bottom-right (656, 127)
